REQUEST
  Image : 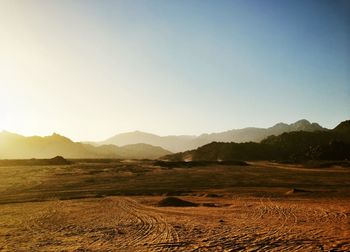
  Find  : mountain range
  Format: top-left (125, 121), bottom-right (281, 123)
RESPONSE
top-left (100, 119), bottom-right (326, 152)
top-left (0, 132), bottom-right (171, 159)
top-left (0, 119), bottom-right (334, 160)
top-left (161, 120), bottom-right (350, 162)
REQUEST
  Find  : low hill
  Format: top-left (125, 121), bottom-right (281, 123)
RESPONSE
top-left (114, 143), bottom-right (173, 160)
top-left (0, 156), bottom-right (72, 166)
top-left (101, 119), bottom-right (326, 152)
top-left (0, 131), bottom-right (171, 159)
top-left (161, 120), bottom-right (350, 162)
top-left (101, 131), bottom-right (196, 153)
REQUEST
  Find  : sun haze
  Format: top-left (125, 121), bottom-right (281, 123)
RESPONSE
top-left (0, 0), bottom-right (349, 141)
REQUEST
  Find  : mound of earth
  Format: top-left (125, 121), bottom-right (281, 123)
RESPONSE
top-left (158, 197), bottom-right (199, 207)
top-left (205, 193), bottom-right (223, 198)
top-left (49, 156), bottom-right (71, 165)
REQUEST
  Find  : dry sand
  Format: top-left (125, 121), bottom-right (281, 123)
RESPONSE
top-left (0, 195), bottom-right (349, 251)
top-left (0, 161), bottom-right (349, 251)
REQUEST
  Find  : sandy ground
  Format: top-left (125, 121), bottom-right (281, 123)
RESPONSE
top-left (0, 195), bottom-right (349, 252)
top-left (0, 161), bottom-right (349, 251)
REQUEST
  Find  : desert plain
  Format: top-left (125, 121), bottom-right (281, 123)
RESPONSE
top-left (0, 160), bottom-right (349, 251)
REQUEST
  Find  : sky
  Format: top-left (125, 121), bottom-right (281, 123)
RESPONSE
top-left (0, 0), bottom-right (349, 141)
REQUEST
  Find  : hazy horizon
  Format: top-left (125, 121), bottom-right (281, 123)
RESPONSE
top-left (1, 0), bottom-right (349, 141)
top-left (0, 118), bottom-right (345, 143)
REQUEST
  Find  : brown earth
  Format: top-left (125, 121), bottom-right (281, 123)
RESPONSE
top-left (0, 196), bottom-right (349, 251)
top-left (0, 160), bottom-right (349, 251)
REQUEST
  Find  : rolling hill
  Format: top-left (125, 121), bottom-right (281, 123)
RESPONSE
top-left (100, 131), bottom-right (196, 153)
top-left (0, 131), bottom-right (171, 159)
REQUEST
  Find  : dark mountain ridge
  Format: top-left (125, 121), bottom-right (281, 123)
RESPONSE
top-left (161, 120), bottom-right (350, 162)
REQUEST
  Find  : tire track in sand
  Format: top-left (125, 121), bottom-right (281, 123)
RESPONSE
top-left (21, 197), bottom-right (179, 251)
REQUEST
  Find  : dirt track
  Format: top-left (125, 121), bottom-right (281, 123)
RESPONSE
top-left (1, 196), bottom-right (349, 251)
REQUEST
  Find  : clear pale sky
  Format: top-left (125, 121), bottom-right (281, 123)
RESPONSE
top-left (1, 0), bottom-right (349, 141)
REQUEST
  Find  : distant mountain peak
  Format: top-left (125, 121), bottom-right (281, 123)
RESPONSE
top-left (291, 119), bottom-right (311, 127)
top-left (294, 119), bottom-right (310, 124)
top-left (269, 122), bottom-right (288, 130)
top-left (290, 119), bottom-right (325, 132)
top-left (268, 119), bottom-right (325, 135)
top-left (275, 122), bottom-right (288, 126)
top-left (0, 131), bottom-right (24, 139)
top-left (47, 133), bottom-right (73, 142)
top-left (116, 130), bottom-right (159, 137)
